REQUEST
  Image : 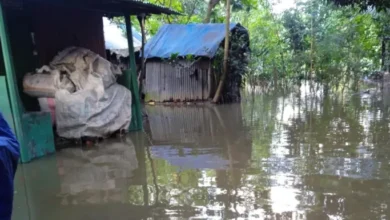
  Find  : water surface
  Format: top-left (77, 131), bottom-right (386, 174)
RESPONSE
top-left (13, 87), bottom-right (390, 220)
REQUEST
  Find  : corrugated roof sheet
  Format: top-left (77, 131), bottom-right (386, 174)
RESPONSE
top-left (144, 23), bottom-right (238, 59)
top-left (7, 0), bottom-right (180, 15)
top-left (99, 0), bottom-right (181, 15)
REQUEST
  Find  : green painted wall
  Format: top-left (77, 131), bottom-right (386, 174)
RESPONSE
top-left (0, 76), bottom-right (15, 131)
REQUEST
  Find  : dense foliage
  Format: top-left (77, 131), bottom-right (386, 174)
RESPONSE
top-left (327, 0), bottom-right (390, 11)
top-left (114, 0), bottom-right (389, 92)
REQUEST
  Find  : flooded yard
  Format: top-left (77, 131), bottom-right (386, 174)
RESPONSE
top-left (12, 87), bottom-right (390, 220)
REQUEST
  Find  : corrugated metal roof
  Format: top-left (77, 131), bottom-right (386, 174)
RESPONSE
top-left (6, 0), bottom-right (180, 15)
top-left (144, 23), bottom-right (239, 59)
top-left (105, 0), bottom-right (181, 15)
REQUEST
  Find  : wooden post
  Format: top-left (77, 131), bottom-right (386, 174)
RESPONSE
top-left (212, 0), bottom-right (230, 103)
top-left (125, 14), bottom-right (143, 131)
top-left (138, 14), bottom-right (146, 96)
top-left (0, 2), bottom-right (25, 154)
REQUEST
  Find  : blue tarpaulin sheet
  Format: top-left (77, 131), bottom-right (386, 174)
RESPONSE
top-left (144, 23), bottom-right (238, 59)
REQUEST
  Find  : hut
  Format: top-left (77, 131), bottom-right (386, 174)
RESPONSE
top-left (143, 23), bottom-right (250, 103)
top-left (0, 0), bottom-right (178, 162)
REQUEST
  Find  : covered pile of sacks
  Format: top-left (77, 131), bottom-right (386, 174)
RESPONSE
top-left (23, 47), bottom-right (132, 138)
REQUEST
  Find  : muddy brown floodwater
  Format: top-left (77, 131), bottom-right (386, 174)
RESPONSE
top-left (12, 86), bottom-right (390, 220)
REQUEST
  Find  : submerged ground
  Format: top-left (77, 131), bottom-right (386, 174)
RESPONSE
top-left (12, 85), bottom-right (390, 220)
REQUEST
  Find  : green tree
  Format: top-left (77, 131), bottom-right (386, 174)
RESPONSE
top-left (326, 0), bottom-right (390, 11)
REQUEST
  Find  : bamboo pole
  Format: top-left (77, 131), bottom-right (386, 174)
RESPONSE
top-left (212, 0), bottom-right (230, 103)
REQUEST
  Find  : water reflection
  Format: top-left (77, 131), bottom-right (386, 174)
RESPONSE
top-left (146, 104), bottom-right (252, 170)
top-left (13, 86), bottom-right (390, 220)
top-left (57, 138), bottom-right (138, 204)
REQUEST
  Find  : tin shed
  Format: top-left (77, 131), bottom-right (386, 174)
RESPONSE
top-left (143, 23), bottom-right (249, 103)
top-left (0, 0), bottom-right (178, 162)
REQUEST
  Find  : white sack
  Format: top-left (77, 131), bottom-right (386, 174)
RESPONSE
top-left (50, 47), bottom-right (122, 89)
top-left (38, 98), bottom-right (56, 125)
top-left (55, 83), bottom-right (132, 138)
top-left (23, 68), bottom-right (75, 98)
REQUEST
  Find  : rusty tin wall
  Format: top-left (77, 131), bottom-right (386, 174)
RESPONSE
top-left (145, 60), bottom-right (210, 102)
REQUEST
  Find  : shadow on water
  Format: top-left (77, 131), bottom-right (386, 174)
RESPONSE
top-left (13, 84), bottom-right (390, 220)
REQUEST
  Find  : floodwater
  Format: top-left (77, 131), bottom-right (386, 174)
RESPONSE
top-left (12, 85), bottom-right (390, 220)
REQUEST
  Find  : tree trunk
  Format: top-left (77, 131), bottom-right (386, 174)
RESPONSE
top-left (382, 39), bottom-right (385, 70)
top-left (273, 64), bottom-right (278, 89)
top-left (204, 0), bottom-right (221, 23)
top-left (310, 0), bottom-right (315, 80)
top-left (309, 0), bottom-right (315, 92)
top-left (212, 0), bottom-right (230, 103)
